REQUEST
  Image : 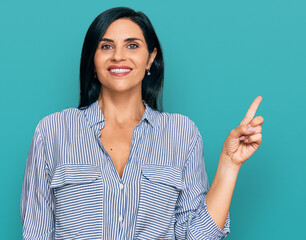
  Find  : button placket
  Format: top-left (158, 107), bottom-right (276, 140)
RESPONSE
top-left (118, 180), bottom-right (125, 229)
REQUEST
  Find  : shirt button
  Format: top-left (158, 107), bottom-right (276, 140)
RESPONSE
top-left (118, 215), bottom-right (123, 222)
top-left (119, 183), bottom-right (124, 190)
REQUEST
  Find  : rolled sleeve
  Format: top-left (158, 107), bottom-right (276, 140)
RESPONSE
top-left (175, 130), bottom-right (230, 239)
top-left (20, 123), bottom-right (55, 239)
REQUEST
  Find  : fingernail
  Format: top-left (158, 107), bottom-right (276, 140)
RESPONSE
top-left (248, 127), bottom-right (256, 132)
top-left (239, 136), bottom-right (246, 140)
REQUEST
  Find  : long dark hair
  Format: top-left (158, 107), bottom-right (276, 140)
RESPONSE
top-left (78, 7), bottom-right (164, 111)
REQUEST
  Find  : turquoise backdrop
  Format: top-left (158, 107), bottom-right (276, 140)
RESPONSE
top-left (1, 0), bottom-right (305, 239)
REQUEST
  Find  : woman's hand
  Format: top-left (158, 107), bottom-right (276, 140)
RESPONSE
top-left (206, 96), bottom-right (264, 229)
top-left (221, 96), bottom-right (264, 168)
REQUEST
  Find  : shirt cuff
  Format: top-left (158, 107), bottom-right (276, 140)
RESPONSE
top-left (23, 228), bottom-right (54, 240)
top-left (202, 196), bottom-right (230, 239)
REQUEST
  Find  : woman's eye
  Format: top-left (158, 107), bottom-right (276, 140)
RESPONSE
top-left (128, 44), bottom-right (138, 49)
top-left (101, 44), bottom-right (113, 50)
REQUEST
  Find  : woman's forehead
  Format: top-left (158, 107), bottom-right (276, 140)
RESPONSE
top-left (102, 18), bottom-right (145, 41)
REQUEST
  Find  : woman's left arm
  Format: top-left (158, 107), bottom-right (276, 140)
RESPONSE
top-left (206, 96), bottom-right (264, 229)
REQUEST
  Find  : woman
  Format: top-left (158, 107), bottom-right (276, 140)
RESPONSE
top-left (21, 7), bottom-right (264, 240)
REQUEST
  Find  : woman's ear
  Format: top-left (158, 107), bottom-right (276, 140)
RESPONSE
top-left (147, 48), bottom-right (157, 69)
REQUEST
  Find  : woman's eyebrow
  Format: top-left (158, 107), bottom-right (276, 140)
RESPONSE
top-left (100, 38), bottom-right (114, 42)
top-left (100, 37), bottom-right (143, 42)
top-left (124, 38), bottom-right (143, 42)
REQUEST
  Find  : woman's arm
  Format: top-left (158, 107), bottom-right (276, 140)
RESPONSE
top-left (175, 130), bottom-right (230, 239)
top-left (206, 96), bottom-right (264, 229)
top-left (21, 123), bottom-right (55, 239)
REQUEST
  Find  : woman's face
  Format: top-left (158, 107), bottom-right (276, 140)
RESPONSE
top-left (94, 18), bottom-right (157, 94)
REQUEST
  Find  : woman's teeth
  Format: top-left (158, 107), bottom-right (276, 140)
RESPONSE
top-left (110, 69), bottom-right (131, 73)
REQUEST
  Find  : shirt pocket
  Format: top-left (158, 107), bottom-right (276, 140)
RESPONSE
top-left (135, 164), bottom-right (183, 240)
top-left (50, 164), bottom-right (103, 240)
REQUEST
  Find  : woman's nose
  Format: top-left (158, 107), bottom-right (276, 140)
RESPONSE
top-left (112, 47), bottom-right (126, 61)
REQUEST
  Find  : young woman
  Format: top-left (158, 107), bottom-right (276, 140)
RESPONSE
top-left (21, 7), bottom-right (264, 240)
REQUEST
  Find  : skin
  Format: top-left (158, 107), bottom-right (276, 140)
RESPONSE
top-left (94, 18), bottom-right (264, 231)
top-left (94, 18), bottom-right (156, 178)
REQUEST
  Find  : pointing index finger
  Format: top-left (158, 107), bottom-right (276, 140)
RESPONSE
top-left (240, 96), bottom-right (263, 125)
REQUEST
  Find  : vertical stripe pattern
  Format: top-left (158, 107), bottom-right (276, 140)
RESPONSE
top-left (21, 100), bottom-right (230, 239)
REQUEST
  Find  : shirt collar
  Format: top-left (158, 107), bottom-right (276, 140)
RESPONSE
top-left (83, 100), bottom-right (160, 130)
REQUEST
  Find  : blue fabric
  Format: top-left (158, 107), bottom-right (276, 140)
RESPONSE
top-left (21, 100), bottom-right (230, 239)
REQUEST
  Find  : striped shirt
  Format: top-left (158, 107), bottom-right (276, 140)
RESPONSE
top-left (21, 100), bottom-right (230, 240)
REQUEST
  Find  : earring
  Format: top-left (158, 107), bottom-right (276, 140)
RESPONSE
top-left (147, 69), bottom-right (151, 76)
top-left (94, 72), bottom-right (97, 78)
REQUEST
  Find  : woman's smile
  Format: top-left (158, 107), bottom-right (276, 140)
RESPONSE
top-left (107, 65), bottom-right (133, 77)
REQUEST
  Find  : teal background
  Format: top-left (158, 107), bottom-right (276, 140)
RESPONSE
top-left (1, 0), bottom-right (305, 239)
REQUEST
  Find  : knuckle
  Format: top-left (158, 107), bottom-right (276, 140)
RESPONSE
top-left (257, 125), bottom-right (262, 132)
top-left (244, 125), bottom-right (251, 133)
top-left (256, 133), bottom-right (262, 140)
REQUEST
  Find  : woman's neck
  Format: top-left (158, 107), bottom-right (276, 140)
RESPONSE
top-left (97, 90), bottom-right (145, 125)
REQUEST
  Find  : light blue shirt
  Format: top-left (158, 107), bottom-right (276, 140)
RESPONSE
top-left (21, 100), bottom-right (230, 239)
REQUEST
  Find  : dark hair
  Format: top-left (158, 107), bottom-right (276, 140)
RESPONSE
top-left (78, 7), bottom-right (164, 111)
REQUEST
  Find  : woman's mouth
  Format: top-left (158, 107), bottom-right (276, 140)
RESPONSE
top-left (108, 66), bottom-right (132, 77)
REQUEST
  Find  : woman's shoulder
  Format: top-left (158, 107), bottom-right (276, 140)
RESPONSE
top-left (34, 106), bottom-right (87, 137)
top-left (155, 110), bottom-right (201, 141)
top-left (39, 106), bottom-right (83, 125)
top-left (157, 110), bottom-right (198, 129)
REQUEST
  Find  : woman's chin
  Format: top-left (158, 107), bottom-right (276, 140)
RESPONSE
top-left (104, 84), bottom-right (142, 95)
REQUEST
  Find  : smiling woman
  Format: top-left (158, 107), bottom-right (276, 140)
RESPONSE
top-left (79, 8), bottom-right (164, 111)
top-left (94, 19), bottom-right (157, 97)
top-left (21, 7), bottom-right (263, 240)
